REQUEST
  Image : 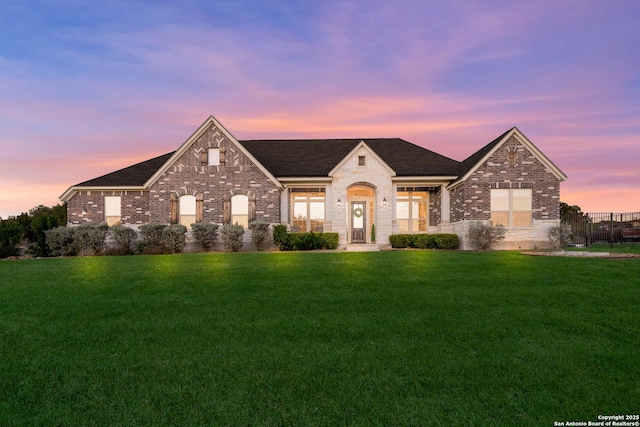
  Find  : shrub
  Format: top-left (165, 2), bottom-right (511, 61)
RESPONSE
top-left (249, 221), bottom-right (271, 251)
top-left (139, 223), bottom-right (169, 254)
top-left (45, 226), bottom-right (77, 257)
top-left (74, 223), bottom-right (108, 255)
top-left (191, 222), bottom-right (219, 251)
top-left (467, 222), bottom-right (506, 250)
top-left (0, 220), bottom-right (23, 258)
top-left (410, 234), bottom-right (436, 249)
top-left (547, 223), bottom-right (572, 250)
top-left (320, 233), bottom-right (339, 249)
top-left (27, 206), bottom-right (65, 257)
top-left (389, 234), bottom-right (411, 248)
top-left (109, 225), bottom-right (137, 255)
top-left (162, 225), bottom-right (187, 253)
top-left (433, 234), bottom-right (459, 250)
top-left (371, 224), bottom-right (376, 243)
top-left (272, 224), bottom-right (290, 250)
top-left (221, 223), bottom-right (244, 252)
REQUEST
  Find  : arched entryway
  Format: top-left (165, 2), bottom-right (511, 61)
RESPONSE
top-left (347, 183), bottom-right (376, 244)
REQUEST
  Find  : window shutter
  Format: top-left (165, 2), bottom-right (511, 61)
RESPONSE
top-left (223, 195), bottom-right (231, 223)
top-left (220, 147), bottom-right (226, 166)
top-left (200, 151), bottom-right (208, 166)
top-left (249, 195), bottom-right (256, 222)
top-left (170, 194), bottom-right (178, 224)
top-left (196, 193), bottom-right (204, 223)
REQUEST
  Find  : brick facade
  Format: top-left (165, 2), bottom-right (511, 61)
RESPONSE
top-left (450, 135), bottom-right (561, 223)
top-left (67, 190), bottom-right (149, 225)
top-left (148, 123), bottom-right (280, 224)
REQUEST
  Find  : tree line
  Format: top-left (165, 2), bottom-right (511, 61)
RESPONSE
top-left (0, 204), bottom-right (67, 257)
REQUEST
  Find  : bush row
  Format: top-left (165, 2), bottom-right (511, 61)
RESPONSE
top-left (273, 225), bottom-right (339, 251)
top-left (389, 233), bottom-right (459, 250)
top-left (40, 221), bottom-right (276, 257)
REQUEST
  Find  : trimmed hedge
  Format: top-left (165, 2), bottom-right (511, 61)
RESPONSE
top-left (273, 227), bottom-right (339, 251)
top-left (390, 233), bottom-right (459, 250)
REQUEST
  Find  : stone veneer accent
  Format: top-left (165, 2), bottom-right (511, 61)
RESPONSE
top-left (148, 123), bottom-right (280, 224)
top-left (331, 145), bottom-right (393, 246)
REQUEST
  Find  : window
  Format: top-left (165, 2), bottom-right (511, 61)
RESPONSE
top-left (105, 196), bottom-right (121, 226)
top-left (358, 156), bottom-right (366, 166)
top-left (208, 148), bottom-right (220, 166)
top-left (396, 190), bottom-right (428, 232)
top-left (491, 189), bottom-right (532, 227)
top-left (291, 188), bottom-right (325, 232)
top-left (179, 195), bottom-right (196, 227)
top-left (231, 194), bottom-right (249, 228)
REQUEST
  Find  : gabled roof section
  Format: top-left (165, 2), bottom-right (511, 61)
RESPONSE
top-left (329, 141), bottom-right (396, 176)
top-left (239, 138), bottom-right (460, 177)
top-left (448, 127), bottom-right (567, 189)
top-left (77, 152), bottom-right (175, 187)
top-left (145, 115), bottom-right (283, 189)
top-left (60, 152), bottom-right (175, 201)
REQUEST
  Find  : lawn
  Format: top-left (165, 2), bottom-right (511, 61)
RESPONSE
top-left (1, 251), bottom-right (639, 426)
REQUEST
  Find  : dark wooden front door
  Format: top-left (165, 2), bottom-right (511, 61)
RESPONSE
top-left (351, 202), bottom-right (366, 243)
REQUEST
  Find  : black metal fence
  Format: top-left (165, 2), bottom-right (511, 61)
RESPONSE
top-left (563, 212), bottom-right (640, 247)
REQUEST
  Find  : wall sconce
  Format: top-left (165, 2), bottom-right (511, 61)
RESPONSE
top-left (337, 198), bottom-right (342, 207)
top-left (383, 197), bottom-right (387, 206)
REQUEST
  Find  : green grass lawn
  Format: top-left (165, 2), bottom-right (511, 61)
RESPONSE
top-left (1, 251), bottom-right (639, 426)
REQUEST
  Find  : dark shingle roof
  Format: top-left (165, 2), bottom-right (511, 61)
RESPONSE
top-left (451, 127), bottom-right (514, 185)
top-left (73, 131), bottom-right (515, 189)
top-left (75, 152), bottom-right (175, 187)
top-left (239, 138), bottom-right (460, 177)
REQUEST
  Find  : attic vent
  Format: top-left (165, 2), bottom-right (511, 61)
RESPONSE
top-left (358, 156), bottom-right (366, 166)
top-left (506, 146), bottom-right (517, 167)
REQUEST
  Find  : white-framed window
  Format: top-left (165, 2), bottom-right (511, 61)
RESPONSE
top-left (358, 155), bottom-right (366, 166)
top-left (231, 194), bottom-right (249, 228)
top-left (179, 195), bottom-right (196, 227)
top-left (105, 196), bottom-right (121, 226)
top-left (208, 148), bottom-right (220, 166)
top-left (396, 190), bottom-right (428, 232)
top-left (491, 188), bottom-right (532, 227)
top-left (291, 188), bottom-right (325, 232)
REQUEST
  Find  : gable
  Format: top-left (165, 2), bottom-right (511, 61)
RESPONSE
top-left (448, 127), bottom-right (566, 189)
top-left (145, 116), bottom-right (282, 189)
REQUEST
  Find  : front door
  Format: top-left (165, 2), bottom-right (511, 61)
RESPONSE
top-left (351, 202), bottom-right (366, 243)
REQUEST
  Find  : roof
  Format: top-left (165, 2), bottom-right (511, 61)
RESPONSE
top-left (238, 138), bottom-right (460, 177)
top-left (452, 127), bottom-right (514, 185)
top-left (74, 152), bottom-right (175, 187)
top-left (62, 119), bottom-right (565, 201)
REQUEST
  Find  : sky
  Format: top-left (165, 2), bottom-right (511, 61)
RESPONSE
top-left (1, 0), bottom-right (639, 219)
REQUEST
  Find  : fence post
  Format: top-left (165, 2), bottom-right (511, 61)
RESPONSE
top-left (610, 212), bottom-right (614, 248)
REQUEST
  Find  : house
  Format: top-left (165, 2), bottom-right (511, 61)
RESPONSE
top-left (60, 115), bottom-right (567, 250)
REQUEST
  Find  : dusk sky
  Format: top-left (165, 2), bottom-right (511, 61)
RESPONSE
top-left (1, 0), bottom-right (639, 219)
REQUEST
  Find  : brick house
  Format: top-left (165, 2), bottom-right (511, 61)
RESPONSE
top-left (60, 115), bottom-right (567, 249)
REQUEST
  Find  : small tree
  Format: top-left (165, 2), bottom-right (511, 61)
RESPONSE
top-left (221, 223), bottom-right (244, 252)
top-left (249, 221), bottom-right (270, 251)
top-left (0, 220), bottom-right (23, 258)
top-left (547, 224), bottom-right (572, 250)
top-left (191, 223), bottom-right (219, 251)
top-left (467, 221), bottom-right (506, 250)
